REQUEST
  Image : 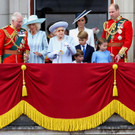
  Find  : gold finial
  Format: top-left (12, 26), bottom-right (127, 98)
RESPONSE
top-left (21, 65), bottom-right (28, 97)
top-left (21, 65), bottom-right (27, 70)
top-left (112, 64), bottom-right (118, 70)
top-left (112, 64), bottom-right (118, 97)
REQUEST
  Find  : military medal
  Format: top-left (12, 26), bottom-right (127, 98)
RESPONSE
top-left (117, 23), bottom-right (121, 28)
top-left (17, 49), bottom-right (20, 53)
top-left (21, 39), bottom-right (25, 44)
top-left (118, 35), bottom-right (122, 40)
top-left (20, 44), bottom-right (22, 48)
top-left (18, 31), bottom-right (26, 37)
top-left (118, 29), bottom-right (122, 34)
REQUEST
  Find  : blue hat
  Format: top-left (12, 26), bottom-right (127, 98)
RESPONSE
top-left (49, 21), bottom-right (68, 33)
top-left (72, 10), bottom-right (92, 24)
top-left (22, 15), bottom-right (46, 27)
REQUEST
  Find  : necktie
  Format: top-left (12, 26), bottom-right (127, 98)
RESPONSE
top-left (82, 45), bottom-right (85, 57)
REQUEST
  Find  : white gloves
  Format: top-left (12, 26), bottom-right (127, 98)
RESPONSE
top-left (64, 42), bottom-right (70, 48)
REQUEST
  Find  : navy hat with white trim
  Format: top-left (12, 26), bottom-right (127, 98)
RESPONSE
top-left (72, 10), bottom-right (92, 24)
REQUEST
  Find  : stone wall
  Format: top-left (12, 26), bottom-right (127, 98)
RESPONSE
top-left (0, 0), bottom-right (9, 28)
top-left (0, 0), bottom-right (29, 28)
top-left (115, 0), bottom-right (135, 62)
top-left (1, 114), bottom-right (135, 135)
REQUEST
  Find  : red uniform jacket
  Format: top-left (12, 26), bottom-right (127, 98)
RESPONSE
top-left (0, 25), bottom-right (30, 63)
top-left (102, 16), bottom-right (133, 62)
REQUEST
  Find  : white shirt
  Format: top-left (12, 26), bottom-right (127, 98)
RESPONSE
top-left (81, 44), bottom-right (87, 51)
top-left (69, 27), bottom-right (95, 48)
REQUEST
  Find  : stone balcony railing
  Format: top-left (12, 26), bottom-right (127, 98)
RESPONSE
top-left (1, 114), bottom-right (135, 135)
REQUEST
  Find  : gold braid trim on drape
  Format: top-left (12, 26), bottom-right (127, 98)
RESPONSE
top-left (23, 100), bottom-right (135, 131)
top-left (0, 100), bottom-right (135, 131)
top-left (0, 101), bottom-right (24, 128)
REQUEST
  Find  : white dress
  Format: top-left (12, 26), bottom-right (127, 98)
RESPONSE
top-left (28, 30), bottom-right (48, 63)
top-left (69, 27), bottom-right (95, 48)
top-left (47, 35), bottom-right (76, 63)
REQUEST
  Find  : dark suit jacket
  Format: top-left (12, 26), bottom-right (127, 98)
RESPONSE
top-left (75, 44), bottom-right (94, 63)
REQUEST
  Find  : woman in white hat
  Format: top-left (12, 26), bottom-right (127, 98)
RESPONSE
top-left (69, 10), bottom-right (95, 48)
top-left (47, 21), bottom-right (76, 63)
top-left (23, 15), bottom-right (48, 63)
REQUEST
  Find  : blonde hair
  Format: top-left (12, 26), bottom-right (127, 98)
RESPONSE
top-left (35, 23), bottom-right (41, 31)
top-left (28, 23), bottom-right (41, 31)
top-left (77, 31), bottom-right (88, 39)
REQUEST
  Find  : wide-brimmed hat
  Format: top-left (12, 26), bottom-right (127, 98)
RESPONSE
top-left (72, 10), bottom-right (91, 24)
top-left (22, 15), bottom-right (46, 26)
top-left (49, 21), bottom-right (68, 33)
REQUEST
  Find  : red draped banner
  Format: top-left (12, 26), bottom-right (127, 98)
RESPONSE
top-left (0, 63), bottom-right (135, 131)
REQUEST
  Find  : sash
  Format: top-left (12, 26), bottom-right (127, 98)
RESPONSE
top-left (2, 28), bottom-right (26, 62)
top-left (107, 18), bottom-right (127, 42)
top-left (10, 28), bottom-right (26, 50)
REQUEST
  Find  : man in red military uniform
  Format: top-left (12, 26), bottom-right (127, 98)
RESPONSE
top-left (102, 4), bottom-right (133, 62)
top-left (0, 12), bottom-right (30, 63)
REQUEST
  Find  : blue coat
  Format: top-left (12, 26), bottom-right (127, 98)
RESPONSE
top-left (47, 35), bottom-right (76, 63)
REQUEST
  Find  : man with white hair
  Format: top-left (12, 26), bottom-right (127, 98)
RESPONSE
top-left (0, 12), bottom-right (30, 63)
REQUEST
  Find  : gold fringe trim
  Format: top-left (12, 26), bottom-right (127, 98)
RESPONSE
top-left (115, 100), bottom-right (135, 125)
top-left (23, 100), bottom-right (135, 131)
top-left (0, 101), bottom-right (24, 128)
top-left (1, 100), bottom-right (135, 131)
top-left (23, 100), bottom-right (115, 131)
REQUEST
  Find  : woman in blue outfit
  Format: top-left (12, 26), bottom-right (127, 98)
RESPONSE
top-left (47, 21), bottom-right (76, 63)
top-left (23, 15), bottom-right (48, 63)
top-left (91, 37), bottom-right (114, 63)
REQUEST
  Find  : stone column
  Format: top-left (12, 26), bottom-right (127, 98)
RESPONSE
top-left (0, 0), bottom-right (9, 28)
top-left (9, 0), bottom-right (30, 22)
top-left (115, 0), bottom-right (135, 62)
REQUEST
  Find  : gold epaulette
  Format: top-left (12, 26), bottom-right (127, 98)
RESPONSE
top-left (122, 18), bottom-right (128, 21)
top-left (103, 20), bottom-right (108, 26)
top-left (1, 25), bottom-right (9, 30)
top-left (104, 19), bottom-right (111, 24)
top-left (2, 27), bottom-right (18, 47)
